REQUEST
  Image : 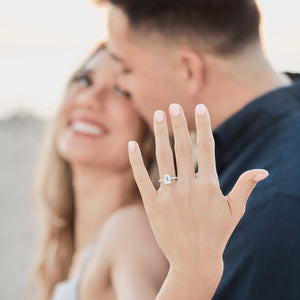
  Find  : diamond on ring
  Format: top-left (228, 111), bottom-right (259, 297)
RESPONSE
top-left (159, 174), bottom-right (177, 185)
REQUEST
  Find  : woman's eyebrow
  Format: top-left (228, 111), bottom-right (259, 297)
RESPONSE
top-left (78, 69), bottom-right (93, 75)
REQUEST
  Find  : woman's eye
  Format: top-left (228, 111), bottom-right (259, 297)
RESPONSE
top-left (73, 75), bottom-right (92, 87)
top-left (114, 85), bottom-right (131, 99)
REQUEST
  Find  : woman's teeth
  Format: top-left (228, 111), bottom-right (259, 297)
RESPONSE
top-left (71, 121), bottom-right (102, 136)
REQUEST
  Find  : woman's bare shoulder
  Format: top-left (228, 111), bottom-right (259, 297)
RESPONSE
top-left (81, 204), bottom-right (168, 299)
top-left (95, 203), bottom-right (167, 265)
top-left (90, 203), bottom-right (160, 260)
top-left (100, 203), bottom-right (154, 246)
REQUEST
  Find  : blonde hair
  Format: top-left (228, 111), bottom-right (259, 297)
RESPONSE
top-left (30, 112), bottom-right (74, 300)
top-left (29, 45), bottom-right (158, 300)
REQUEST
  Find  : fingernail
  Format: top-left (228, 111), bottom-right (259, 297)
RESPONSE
top-left (169, 104), bottom-right (181, 117)
top-left (155, 110), bottom-right (164, 123)
top-left (196, 104), bottom-right (207, 116)
top-left (128, 141), bottom-right (136, 152)
top-left (254, 171), bottom-right (269, 182)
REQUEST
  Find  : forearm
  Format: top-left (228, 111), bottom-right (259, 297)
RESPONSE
top-left (156, 260), bottom-right (223, 300)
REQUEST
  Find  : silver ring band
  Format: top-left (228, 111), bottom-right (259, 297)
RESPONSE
top-left (159, 174), bottom-right (177, 185)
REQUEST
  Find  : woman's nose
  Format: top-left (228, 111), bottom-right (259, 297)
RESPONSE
top-left (76, 88), bottom-right (105, 110)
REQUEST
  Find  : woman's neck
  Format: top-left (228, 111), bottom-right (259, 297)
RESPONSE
top-left (71, 164), bottom-right (140, 252)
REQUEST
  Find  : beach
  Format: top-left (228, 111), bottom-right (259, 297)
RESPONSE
top-left (0, 113), bottom-right (46, 299)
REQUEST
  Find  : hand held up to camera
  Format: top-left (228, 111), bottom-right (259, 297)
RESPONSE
top-left (128, 104), bottom-right (269, 299)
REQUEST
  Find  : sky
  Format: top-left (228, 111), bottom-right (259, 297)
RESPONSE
top-left (0, 0), bottom-right (300, 119)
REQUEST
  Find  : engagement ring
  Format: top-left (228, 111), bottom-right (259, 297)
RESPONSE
top-left (159, 174), bottom-right (177, 185)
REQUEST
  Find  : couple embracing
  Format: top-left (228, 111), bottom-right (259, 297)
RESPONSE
top-left (31, 0), bottom-right (300, 299)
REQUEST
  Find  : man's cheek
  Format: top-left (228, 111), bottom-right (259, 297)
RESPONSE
top-left (118, 75), bottom-right (128, 89)
top-left (135, 80), bottom-right (149, 97)
top-left (128, 80), bottom-right (141, 99)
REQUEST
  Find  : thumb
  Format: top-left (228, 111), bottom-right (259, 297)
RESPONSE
top-left (227, 169), bottom-right (269, 219)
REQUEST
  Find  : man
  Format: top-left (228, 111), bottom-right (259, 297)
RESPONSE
top-left (98, 0), bottom-right (300, 298)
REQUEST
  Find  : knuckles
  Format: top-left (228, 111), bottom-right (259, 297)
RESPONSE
top-left (174, 139), bottom-right (193, 155)
top-left (156, 150), bottom-right (174, 164)
top-left (196, 137), bottom-right (215, 151)
top-left (154, 123), bottom-right (168, 136)
top-left (244, 180), bottom-right (257, 190)
top-left (171, 118), bottom-right (187, 130)
top-left (197, 175), bottom-right (219, 191)
top-left (130, 154), bottom-right (139, 164)
top-left (238, 173), bottom-right (257, 190)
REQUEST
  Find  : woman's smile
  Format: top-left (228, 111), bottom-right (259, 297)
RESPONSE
top-left (70, 120), bottom-right (108, 138)
top-left (71, 121), bottom-right (102, 136)
top-left (67, 116), bottom-right (109, 139)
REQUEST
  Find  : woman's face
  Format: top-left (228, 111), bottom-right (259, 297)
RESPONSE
top-left (57, 49), bottom-right (146, 171)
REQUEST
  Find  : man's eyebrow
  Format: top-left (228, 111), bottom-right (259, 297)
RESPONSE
top-left (109, 51), bottom-right (123, 63)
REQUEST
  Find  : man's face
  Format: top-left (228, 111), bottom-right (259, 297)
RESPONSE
top-left (108, 6), bottom-right (190, 128)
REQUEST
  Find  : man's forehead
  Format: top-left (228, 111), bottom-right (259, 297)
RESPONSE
top-left (108, 5), bottom-right (129, 38)
top-left (107, 6), bottom-right (168, 66)
top-left (107, 7), bottom-right (132, 61)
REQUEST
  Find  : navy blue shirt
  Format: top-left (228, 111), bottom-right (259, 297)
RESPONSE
top-left (213, 76), bottom-right (300, 300)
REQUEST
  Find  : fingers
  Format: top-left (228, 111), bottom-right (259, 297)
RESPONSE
top-left (128, 141), bottom-right (156, 203)
top-left (195, 104), bottom-right (217, 177)
top-left (169, 104), bottom-right (195, 179)
top-left (228, 169), bottom-right (269, 218)
top-left (154, 110), bottom-right (176, 181)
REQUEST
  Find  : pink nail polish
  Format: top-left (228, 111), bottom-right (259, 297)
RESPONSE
top-left (196, 104), bottom-right (207, 116)
top-left (155, 110), bottom-right (164, 123)
top-left (254, 171), bottom-right (269, 182)
top-left (169, 104), bottom-right (181, 117)
top-left (128, 141), bottom-right (136, 152)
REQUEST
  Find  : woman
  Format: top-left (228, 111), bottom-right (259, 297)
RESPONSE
top-left (31, 44), bottom-right (168, 300)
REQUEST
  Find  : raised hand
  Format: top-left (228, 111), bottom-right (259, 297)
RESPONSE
top-left (128, 104), bottom-right (269, 299)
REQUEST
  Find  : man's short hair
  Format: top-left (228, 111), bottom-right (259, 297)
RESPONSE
top-left (103, 0), bottom-right (261, 55)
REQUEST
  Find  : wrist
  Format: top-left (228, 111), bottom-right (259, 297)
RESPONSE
top-left (170, 253), bottom-right (224, 278)
top-left (167, 257), bottom-right (223, 299)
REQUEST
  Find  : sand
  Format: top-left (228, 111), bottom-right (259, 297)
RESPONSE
top-left (0, 113), bottom-right (47, 299)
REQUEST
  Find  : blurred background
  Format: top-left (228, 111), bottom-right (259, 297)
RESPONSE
top-left (0, 0), bottom-right (299, 298)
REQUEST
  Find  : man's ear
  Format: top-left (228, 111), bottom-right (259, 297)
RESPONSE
top-left (178, 48), bottom-right (205, 96)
